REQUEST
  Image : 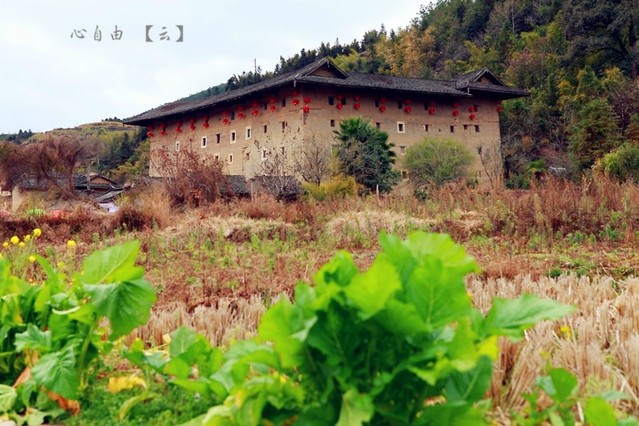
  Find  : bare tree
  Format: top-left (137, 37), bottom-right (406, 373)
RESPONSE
top-left (477, 139), bottom-right (504, 190)
top-left (252, 140), bottom-right (300, 200)
top-left (292, 136), bottom-right (332, 186)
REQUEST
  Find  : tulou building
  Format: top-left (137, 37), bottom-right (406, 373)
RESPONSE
top-left (124, 57), bottom-right (528, 187)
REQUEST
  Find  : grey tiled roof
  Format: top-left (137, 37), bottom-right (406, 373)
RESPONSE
top-left (124, 57), bottom-right (528, 125)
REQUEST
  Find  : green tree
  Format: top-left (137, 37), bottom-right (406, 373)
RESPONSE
top-left (568, 99), bottom-right (621, 170)
top-left (334, 117), bottom-right (400, 193)
top-left (596, 143), bottom-right (639, 183)
top-left (403, 138), bottom-right (474, 192)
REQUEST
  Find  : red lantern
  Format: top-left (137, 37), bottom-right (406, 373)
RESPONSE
top-left (160, 124), bottom-right (167, 135)
top-left (268, 97), bottom-right (276, 104)
top-left (353, 102), bottom-right (361, 110)
top-left (453, 102), bottom-right (459, 108)
top-left (269, 105), bottom-right (276, 112)
top-left (496, 105), bottom-right (504, 113)
top-left (404, 106), bottom-right (412, 113)
top-left (469, 113), bottom-right (476, 120)
top-left (147, 131), bottom-right (154, 138)
top-left (238, 112), bottom-right (245, 119)
top-left (405, 99), bottom-right (412, 105)
top-left (469, 105), bottom-right (476, 113)
top-left (336, 103), bottom-right (343, 110)
top-left (303, 104), bottom-right (311, 113)
top-left (176, 121), bottom-right (182, 133)
top-left (452, 110), bottom-right (460, 117)
top-left (379, 105), bottom-right (386, 112)
top-left (353, 95), bottom-right (361, 101)
top-left (190, 119), bottom-right (196, 131)
top-left (428, 107), bottom-right (436, 115)
top-left (292, 98), bottom-right (300, 106)
top-left (252, 109), bottom-right (259, 116)
top-left (223, 118), bottom-right (229, 125)
top-left (380, 97), bottom-right (386, 104)
top-left (303, 96), bottom-right (311, 104)
top-left (203, 116), bottom-right (210, 128)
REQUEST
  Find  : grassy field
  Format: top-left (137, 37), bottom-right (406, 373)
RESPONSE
top-left (2, 176), bottom-right (639, 423)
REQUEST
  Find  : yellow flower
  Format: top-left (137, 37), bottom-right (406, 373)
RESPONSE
top-left (24, 235), bottom-right (31, 242)
top-left (57, 261), bottom-right (65, 268)
top-left (18, 242), bottom-right (26, 247)
top-left (10, 236), bottom-right (19, 245)
top-left (67, 240), bottom-right (76, 248)
top-left (560, 325), bottom-right (572, 339)
top-left (33, 228), bottom-right (42, 237)
top-left (2, 241), bottom-right (8, 248)
top-left (0, 253), bottom-right (3, 259)
top-left (28, 255), bottom-right (36, 263)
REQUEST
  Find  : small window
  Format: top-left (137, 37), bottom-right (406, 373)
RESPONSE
top-left (330, 119), bottom-right (336, 127)
top-left (375, 122), bottom-right (381, 129)
top-left (201, 136), bottom-right (207, 148)
top-left (245, 126), bottom-right (251, 140)
top-left (398, 101), bottom-right (403, 109)
top-left (281, 98), bottom-right (286, 107)
top-left (228, 154), bottom-right (233, 164)
top-left (399, 145), bottom-right (406, 155)
top-left (245, 151), bottom-right (250, 160)
top-left (328, 96), bottom-right (335, 106)
top-left (230, 130), bottom-right (237, 143)
top-left (397, 122), bottom-right (405, 133)
top-left (263, 124), bottom-right (268, 133)
top-left (374, 99), bottom-right (380, 107)
top-left (216, 133), bottom-right (221, 144)
top-left (230, 111), bottom-right (235, 120)
top-left (214, 153), bottom-right (220, 161)
top-left (281, 121), bottom-right (287, 132)
top-left (341, 97), bottom-right (347, 105)
top-left (261, 148), bottom-right (268, 161)
top-left (474, 125), bottom-right (480, 133)
top-left (450, 125), bottom-right (455, 133)
top-left (263, 102), bottom-right (268, 110)
top-left (423, 124), bottom-right (430, 132)
top-left (175, 141), bottom-right (180, 151)
top-left (463, 125), bottom-right (469, 131)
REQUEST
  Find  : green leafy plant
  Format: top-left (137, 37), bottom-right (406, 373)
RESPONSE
top-left (0, 241), bottom-right (156, 425)
top-left (130, 231), bottom-right (574, 425)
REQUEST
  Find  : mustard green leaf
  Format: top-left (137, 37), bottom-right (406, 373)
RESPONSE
top-left (537, 368), bottom-right (578, 404)
top-left (0, 384), bottom-right (17, 413)
top-left (405, 261), bottom-right (472, 330)
top-left (375, 299), bottom-right (427, 335)
top-left (170, 326), bottom-right (198, 358)
top-left (336, 389), bottom-right (374, 426)
top-left (79, 240), bottom-right (143, 285)
top-left (14, 324), bottom-right (52, 353)
top-left (584, 397), bottom-right (617, 426)
top-left (314, 251), bottom-right (358, 288)
top-left (344, 258), bottom-right (401, 320)
top-left (84, 278), bottom-right (156, 339)
top-left (32, 345), bottom-right (80, 400)
top-left (483, 295), bottom-right (576, 340)
top-left (444, 356), bottom-right (492, 403)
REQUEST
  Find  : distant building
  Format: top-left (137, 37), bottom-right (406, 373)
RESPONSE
top-left (124, 57), bottom-right (528, 186)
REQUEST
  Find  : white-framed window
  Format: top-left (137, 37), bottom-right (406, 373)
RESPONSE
top-left (423, 124), bottom-right (430, 132)
top-left (261, 148), bottom-right (268, 161)
top-left (399, 145), bottom-right (407, 155)
top-left (397, 122), bottom-right (405, 133)
top-left (245, 126), bottom-right (251, 140)
top-left (175, 141), bottom-right (180, 151)
top-left (201, 136), bottom-right (207, 148)
top-left (230, 130), bottom-right (237, 144)
top-left (216, 133), bottom-right (221, 144)
top-left (228, 154), bottom-right (233, 164)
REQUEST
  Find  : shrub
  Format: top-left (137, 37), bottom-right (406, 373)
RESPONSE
top-left (403, 138), bottom-right (474, 193)
top-left (302, 175), bottom-right (358, 201)
top-left (596, 143), bottom-right (639, 183)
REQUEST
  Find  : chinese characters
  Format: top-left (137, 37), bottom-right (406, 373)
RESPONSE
top-left (70, 25), bottom-right (183, 42)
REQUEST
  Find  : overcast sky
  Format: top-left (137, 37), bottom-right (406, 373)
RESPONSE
top-left (0, 0), bottom-right (428, 133)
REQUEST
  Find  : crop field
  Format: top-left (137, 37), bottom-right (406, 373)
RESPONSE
top-left (1, 177), bottom-right (639, 424)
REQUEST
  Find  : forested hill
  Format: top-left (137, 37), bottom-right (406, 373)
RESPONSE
top-left (184, 0), bottom-right (639, 187)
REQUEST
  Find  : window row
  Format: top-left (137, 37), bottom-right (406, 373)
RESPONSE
top-left (330, 120), bottom-right (480, 134)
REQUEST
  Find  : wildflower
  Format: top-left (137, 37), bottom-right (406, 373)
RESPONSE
top-left (2, 241), bottom-right (8, 248)
top-left (33, 228), bottom-right (42, 237)
top-left (560, 325), bottom-right (572, 339)
top-left (67, 240), bottom-right (76, 248)
top-left (28, 255), bottom-right (36, 263)
top-left (24, 235), bottom-right (31, 242)
top-left (10, 236), bottom-right (19, 245)
top-left (57, 261), bottom-right (65, 268)
top-left (18, 242), bottom-right (26, 247)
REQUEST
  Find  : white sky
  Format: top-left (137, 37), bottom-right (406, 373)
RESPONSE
top-left (0, 0), bottom-right (427, 133)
